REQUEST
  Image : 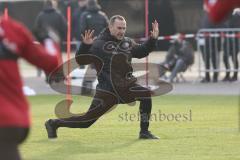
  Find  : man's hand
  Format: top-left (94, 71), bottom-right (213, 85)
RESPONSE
top-left (150, 20), bottom-right (159, 39)
top-left (81, 30), bottom-right (96, 45)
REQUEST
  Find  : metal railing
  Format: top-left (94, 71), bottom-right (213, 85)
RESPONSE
top-left (196, 28), bottom-right (240, 80)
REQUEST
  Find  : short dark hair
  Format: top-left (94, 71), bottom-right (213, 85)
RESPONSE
top-left (109, 15), bottom-right (125, 25)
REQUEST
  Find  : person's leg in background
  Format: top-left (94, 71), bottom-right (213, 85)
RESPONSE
top-left (231, 38), bottom-right (239, 81)
top-left (200, 38), bottom-right (211, 82)
top-left (158, 63), bottom-right (168, 78)
top-left (211, 49), bottom-right (219, 82)
top-left (168, 59), bottom-right (187, 82)
top-left (211, 37), bottom-right (221, 83)
top-left (222, 39), bottom-right (231, 81)
top-left (231, 51), bottom-right (239, 81)
top-left (202, 49), bottom-right (211, 82)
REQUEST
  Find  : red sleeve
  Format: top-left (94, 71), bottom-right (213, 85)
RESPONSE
top-left (14, 19), bottom-right (62, 74)
top-left (205, 0), bottom-right (240, 23)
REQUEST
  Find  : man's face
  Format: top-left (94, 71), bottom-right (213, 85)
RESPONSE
top-left (51, 0), bottom-right (58, 9)
top-left (109, 19), bottom-right (127, 40)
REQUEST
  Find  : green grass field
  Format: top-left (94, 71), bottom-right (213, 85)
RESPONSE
top-left (21, 95), bottom-right (240, 160)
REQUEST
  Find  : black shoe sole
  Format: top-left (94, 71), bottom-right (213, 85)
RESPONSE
top-left (139, 133), bottom-right (159, 140)
top-left (139, 136), bottom-right (159, 140)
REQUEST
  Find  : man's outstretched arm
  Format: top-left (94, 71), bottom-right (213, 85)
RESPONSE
top-left (131, 20), bottom-right (159, 58)
top-left (76, 30), bottom-right (95, 56)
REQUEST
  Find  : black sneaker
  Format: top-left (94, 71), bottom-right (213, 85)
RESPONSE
top-left (45, 119), bottom-right (58, 139)
top-left (230, 76), bottom-right (238, 82)
top-left (212, 77), bottom-right (218, 83)
top-left (222, 76), bottom-right (231, 82)
top-left (139, 131), bottom-right (159, 139)
top-left (200, 77), bottom-right (210, 83)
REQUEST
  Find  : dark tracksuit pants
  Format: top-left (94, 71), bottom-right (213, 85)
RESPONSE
top-left (201, 36), bottom-right (221, 81)
top-left (55, 84), bottom-right (152, 132)
top-left (0, 127), bottom-right (29, 160)
top-left (223, 36), bottom-right (239, 78)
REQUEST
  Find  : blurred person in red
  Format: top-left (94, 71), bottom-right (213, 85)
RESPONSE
top-left (204, 0), bottom-right (240, 23)
top-left (0, 13), bottom-right (62, 160)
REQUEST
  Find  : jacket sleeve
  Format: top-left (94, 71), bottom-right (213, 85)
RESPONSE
top-left (76, 43), bottom-right (92, 55)
top-left (75, 43), bottom-right (92, 66)
top-left (131, 38), bottom-right (157, 59)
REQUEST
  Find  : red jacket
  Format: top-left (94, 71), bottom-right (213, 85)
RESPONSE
top-left (0, 17), bottom-right (61, 128)
top-left (205, 0), bottom-right (240, 23)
